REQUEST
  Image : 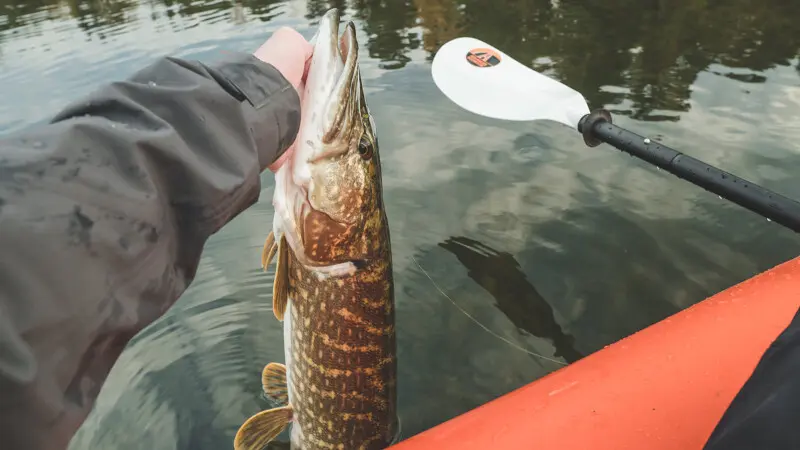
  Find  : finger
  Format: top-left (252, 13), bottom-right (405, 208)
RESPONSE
top-left (254, 27), bottom-right (313, 90)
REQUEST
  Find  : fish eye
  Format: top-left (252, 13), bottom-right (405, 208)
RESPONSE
top-left (357, 136), bottom-right (373, 160)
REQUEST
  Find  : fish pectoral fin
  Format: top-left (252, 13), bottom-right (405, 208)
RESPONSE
top-left (262, 362), bottom-right (288, 405)
top-left (234, 405), bottom-right (293, 450)
top-left (272, 234), bottom-right (289, 321)
top-left (261, 231), bottom-right (278, 271)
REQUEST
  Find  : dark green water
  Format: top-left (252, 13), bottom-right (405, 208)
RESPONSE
top-left (2, 0), bottom-right (800, 447)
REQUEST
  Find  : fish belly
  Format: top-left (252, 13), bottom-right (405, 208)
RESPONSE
top-left (283, 300), bottom-right (305, 447)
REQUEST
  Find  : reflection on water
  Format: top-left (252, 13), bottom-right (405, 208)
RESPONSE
top-left (1, 0), bottom-right (800, 448)
top-left (4, 0), bottom-right (800, 120)
top-left (438, 236), bottom-right (583, 363)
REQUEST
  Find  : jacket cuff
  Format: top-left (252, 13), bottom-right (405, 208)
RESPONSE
top-left (211, 52), bottom-right (302, 170)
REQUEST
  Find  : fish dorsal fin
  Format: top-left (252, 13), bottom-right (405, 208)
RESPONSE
top-left (262, 362), bottom-right (288, 405)
top-left (261, 231), bottom-right (277, 271)
top-left (233, 405), bottom-right (293, 450)
top-left (272, 234), bottom-right (289, 321)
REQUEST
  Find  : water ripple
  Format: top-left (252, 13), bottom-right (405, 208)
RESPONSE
top-left (3, 0), bottom-right (800, 448)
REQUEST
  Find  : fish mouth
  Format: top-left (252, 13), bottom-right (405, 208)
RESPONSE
top-left (305, 8), bottom-right (363, 154)
top-left (272, 8), bottom-right (365, 271)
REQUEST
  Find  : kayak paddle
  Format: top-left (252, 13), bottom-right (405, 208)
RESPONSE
top-left (431, 37), bottom-right (800, 233)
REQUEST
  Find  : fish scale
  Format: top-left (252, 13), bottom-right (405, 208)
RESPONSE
top-left (286, 247), bottom-right (396, 449)
top-left (234, 7), bottom-right (397, 450)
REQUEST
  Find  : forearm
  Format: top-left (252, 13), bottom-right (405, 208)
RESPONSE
top-left (0, 52), bottom-right (299, 449)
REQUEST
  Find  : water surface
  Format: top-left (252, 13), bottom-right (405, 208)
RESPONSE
top-left (2, 0), bottom-right (800, 447)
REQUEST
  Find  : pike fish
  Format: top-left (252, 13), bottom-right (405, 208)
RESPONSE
top-left (234, 9), bottom-right (398, 450)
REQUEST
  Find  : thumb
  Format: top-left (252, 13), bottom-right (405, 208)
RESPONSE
top-left (253, 27), bottom-right (313, 91)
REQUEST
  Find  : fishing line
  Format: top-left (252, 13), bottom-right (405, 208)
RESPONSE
top-left (410, 256), bottom-right (567, 367)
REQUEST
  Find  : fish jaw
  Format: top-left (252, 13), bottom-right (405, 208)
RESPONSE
top-left (293, 8), bottom-right (346, 174)
top-left (271, 7), bottom-right (342, 259)
top-left (273, 8), bottom-right (386, 270)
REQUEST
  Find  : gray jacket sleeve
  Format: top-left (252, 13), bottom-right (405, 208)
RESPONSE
top-left (0, 52), bottom-right (300, 450)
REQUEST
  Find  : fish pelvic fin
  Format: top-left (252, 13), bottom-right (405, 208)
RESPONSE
top-left (234, 405), bottom-right (293, 450)
top-left (261, 231), bottom-right (277, 271)
top-left (262, 362), bottom-right (288, 405)
top-left (272, 234), bottom-right (289, 321)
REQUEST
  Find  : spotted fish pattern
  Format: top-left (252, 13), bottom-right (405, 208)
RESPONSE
top-left (233, 7), bottom-right (397, 450)
top-left (284, 228), bottom-right (396, 449)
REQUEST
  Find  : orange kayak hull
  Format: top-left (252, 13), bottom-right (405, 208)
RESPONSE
top-left (390, 256), bottom-right (800, 450)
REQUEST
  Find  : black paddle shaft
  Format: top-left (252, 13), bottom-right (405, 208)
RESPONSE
top-left (577, 109), bottom-right (800, 233)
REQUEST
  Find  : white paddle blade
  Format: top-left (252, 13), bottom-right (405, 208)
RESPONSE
top-left (431, 37), bottom-right (590, 129)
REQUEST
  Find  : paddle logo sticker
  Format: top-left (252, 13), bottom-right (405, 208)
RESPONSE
top-left (466, 48), bottom-right (501, 68)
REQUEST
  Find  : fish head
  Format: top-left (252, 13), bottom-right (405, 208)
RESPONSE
top-left (275, 9), bottom-right (387, 268)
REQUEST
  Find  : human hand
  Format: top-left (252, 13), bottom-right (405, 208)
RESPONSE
top-left (253, 27), bottom-right (313, 172)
